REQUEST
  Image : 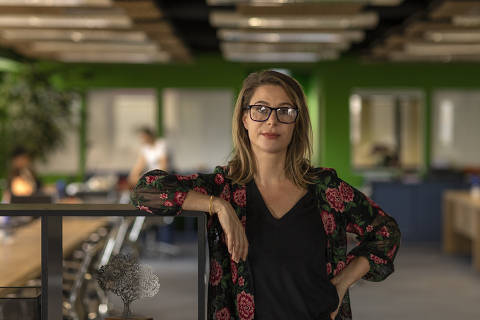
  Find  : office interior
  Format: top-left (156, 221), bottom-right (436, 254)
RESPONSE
top-left (0, 0), bottom-right (480, 319)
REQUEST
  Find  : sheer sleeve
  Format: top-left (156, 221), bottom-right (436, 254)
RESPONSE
top-left (330, 169), bottom-right (401, 282)
top-left (130, 167), bottom-right (225, 216)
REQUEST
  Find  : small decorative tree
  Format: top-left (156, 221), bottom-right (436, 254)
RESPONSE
top-left (96, 254), bottom-right (160, 317)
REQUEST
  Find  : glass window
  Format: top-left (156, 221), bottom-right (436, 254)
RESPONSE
top-left (350, 90), bottom-right (424, 172)
top-left (432, 90), bottom-right (480, 169)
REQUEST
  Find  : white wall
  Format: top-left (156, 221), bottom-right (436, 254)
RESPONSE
top-left (86, 89), bottom-right (157, 173)
top-left (35, 97), bottom-right (81, 174)
top-left (432, 90), bottom-right (480, 168)
top-left (162, 89), bottom-right (233, 173)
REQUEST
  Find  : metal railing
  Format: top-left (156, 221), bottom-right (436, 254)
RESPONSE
top-left (0, 204), bottom-right (207, 320)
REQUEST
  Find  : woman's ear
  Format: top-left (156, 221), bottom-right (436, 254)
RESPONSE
top-left (242, 112), bottom-right (249, 131)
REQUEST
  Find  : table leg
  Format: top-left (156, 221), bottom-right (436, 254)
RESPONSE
top-left (443, 197), bottom-right (470, 254)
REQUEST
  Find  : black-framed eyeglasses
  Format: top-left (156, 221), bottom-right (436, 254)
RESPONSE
top-left (243, 105), bottom-right (299, 124)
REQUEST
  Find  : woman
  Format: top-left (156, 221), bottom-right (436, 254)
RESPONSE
top-left (128, 127), bottom-right (168, 188)
top-left (131, 70), bottom-right (401, 320)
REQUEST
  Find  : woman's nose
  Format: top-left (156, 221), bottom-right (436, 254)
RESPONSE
top-left (266, 110), bottom-right (278, 125)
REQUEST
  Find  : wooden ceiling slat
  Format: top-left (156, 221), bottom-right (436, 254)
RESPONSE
top-left (133, 21), bottom-right (173, 34)
top-left (430, 1), bottom-right (480, 19)
top-left (0, 6), bottom-right (124, 15)
top-left (236, 3), bottom-right (364, 16)
top-left (115, 0), bottom-right (162, 20)
top-left (404, 21), bottom-right (480, 36)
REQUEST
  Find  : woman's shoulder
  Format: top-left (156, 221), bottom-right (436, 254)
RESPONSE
top-left (309, 166), bottom-right (338, 176)
top-left (308, 166), bottom-right (339, 184)
top-left (213, 165), bottom-right (228, 174)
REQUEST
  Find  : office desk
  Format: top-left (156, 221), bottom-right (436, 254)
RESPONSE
top-left (443, 191), bottom-right (480, 271)
top-left (0, 217), bottom-right (109, 295)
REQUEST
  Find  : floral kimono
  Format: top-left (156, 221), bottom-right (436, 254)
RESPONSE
top-left (131, 166), bottom-right (401, 320)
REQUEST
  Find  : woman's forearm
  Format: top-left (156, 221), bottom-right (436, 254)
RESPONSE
top-left (182, 190), bottom-right (224, 214)
top-left (332, 256), bottom-right (370, 289)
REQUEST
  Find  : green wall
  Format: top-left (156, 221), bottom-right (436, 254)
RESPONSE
top-left (35, 54), bottom-right (480, 187)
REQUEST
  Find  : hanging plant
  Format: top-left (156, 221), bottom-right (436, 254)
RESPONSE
top-left (0, 64), bottom-right (75, 178)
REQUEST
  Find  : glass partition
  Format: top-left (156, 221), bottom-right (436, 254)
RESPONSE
top-left (432, 90), bottom-right (480, 169)
top-left (350, 90), bottom-right (424, 172)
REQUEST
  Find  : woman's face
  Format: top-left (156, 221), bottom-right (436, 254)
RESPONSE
top-left (242, 84), bottom-right (296, 156)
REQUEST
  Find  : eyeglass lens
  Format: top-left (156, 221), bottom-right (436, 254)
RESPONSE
top-left (250, 105), bottom-right (298, 123)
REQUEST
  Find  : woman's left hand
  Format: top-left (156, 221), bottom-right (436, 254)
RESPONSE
top-left (329, 277), bottom-right (349, 320)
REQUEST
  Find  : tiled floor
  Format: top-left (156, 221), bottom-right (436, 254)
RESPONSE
top-left (108, 241), bottom-right (480, 320)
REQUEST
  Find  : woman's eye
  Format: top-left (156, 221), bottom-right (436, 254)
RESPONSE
top-left (256, 106), bottom-right (269, 113)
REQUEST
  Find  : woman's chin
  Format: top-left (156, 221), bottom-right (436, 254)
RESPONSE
top-left (254, 144), bottom-right (288, 155)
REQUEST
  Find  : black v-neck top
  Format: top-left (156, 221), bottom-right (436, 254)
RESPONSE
top-left (246, 180), bottom-right (339, 320)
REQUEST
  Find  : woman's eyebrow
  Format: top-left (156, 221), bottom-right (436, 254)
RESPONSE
top-left (252, 100), bottom-right (293, 106)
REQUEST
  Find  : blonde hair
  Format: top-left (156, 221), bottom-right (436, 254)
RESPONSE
top-left (227, 70), bottom-right (318, 188)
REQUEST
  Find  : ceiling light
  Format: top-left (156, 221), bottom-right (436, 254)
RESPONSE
top-left (405, 42), bottom-right (480, 56)
top-left (56, 51), bottom-right (170, 63)
top-left (0, 29), bottom-right (147, 42)
top-left (207, 0), bottom-right (402, 5)
top-left (452, 15), bottom-right (480, 27)
top-left (0, 0), bottom-right (111, 6)
top-left (24, 40), bottom-right (158, 53)
top-left (424, 30), bottom-right (480, 43)
top-left (0, 14), bottom-right (131, 28)
top-left (218, 29), bottom-right (364, 43)
top-left (222, 51), bottom-right (338, 62)
top-left (388, 51), bottom-right (480, 62)
top-left (221, 41), bottom-right (349, 52)
top-left (210, 11), bottom-right (378, 29)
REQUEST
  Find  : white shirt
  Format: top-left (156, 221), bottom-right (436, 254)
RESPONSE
top-left (141, 139), bottom-right (167, 171)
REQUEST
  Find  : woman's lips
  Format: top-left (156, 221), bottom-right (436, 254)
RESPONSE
top-left (261, 133), bottom-right (280, 139)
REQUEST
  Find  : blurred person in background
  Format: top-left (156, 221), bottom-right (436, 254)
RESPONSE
top-left (131, 70), bottom-right (401, 320)
top-left (127, 127), bottom-right (168, 188)
top-left (1, 147), bottom-right (41, 203)
top-left (127, 126), bottom-right (175, 248)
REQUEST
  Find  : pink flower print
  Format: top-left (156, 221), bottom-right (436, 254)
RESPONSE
top-left (346, 254), bottom-right (355, 264)
top-left (231, 259), bottom-right (238, 284)
top-left (326, 262), bottom-right (332, 275)
top-left (334, 261), bottom-right (346, 276)
top-left (237, 291), bottom-right (255, 320)
top-left (387, 244), bottom-right (398, 259)
top-left (339, 182), bottom-right (354, 202)
top-left (238, 276), bottom-right (245, 287)
top-left (137, 205), bottom-right (152, 214)
top-left (377, 226), bottom-right (390, 238)
top-left (325, 188), bottom-right (344, 213)
top-left (233, 187), bottom-right (246, 207)
top-left (176, 173), bottom-right (198, 181)
top-left (209, 259), bottom-right (223, 286)
top-left (215, 307), bottom-right (231, 320)
top-left (320, 211), bottom-right (336, 235)
top-left (173, 191), bottom-right (187, 206)
top-left (370, 254), bottom-right (388, 264)
top-left (145, 175), bottom-right (159, 184)
top-left (193, 186), bottom-right (207, 195)
top-left (215, 173), bottom-right (225, 185)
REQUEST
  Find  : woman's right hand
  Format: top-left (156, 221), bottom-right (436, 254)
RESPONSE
top-left (213, 197), bottom-right (248, 263)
